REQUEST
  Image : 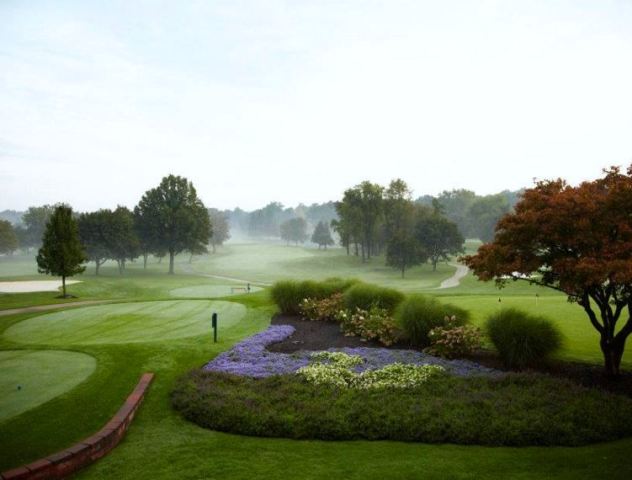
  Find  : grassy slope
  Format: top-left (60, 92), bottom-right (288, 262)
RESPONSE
top-left (1, 243), bottom-right (632, 478)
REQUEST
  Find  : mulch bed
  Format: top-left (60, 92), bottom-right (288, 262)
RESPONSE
top-left (269, 313), bottom-right (632, 397)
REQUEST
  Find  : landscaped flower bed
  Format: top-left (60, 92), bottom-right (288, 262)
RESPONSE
top-left (174, 324), bottom-right (632, 446)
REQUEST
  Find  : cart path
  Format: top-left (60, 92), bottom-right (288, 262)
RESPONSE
top-left (437, 263), bottom-right (469, 289)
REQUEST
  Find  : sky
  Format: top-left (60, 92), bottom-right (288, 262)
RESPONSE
top-left (1, 0), bottom-right (632, 212)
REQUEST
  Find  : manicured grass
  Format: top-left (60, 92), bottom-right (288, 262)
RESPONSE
top-left (0, 350), bottom-right (96, 422)
top-left (170, 284), bottom-right (263, 298)
top-left (4, 300), bottom-right (246, 345)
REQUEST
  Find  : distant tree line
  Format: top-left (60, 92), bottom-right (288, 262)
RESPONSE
top-left (416, 189), bottom-right (521, 242)
top-left (334, 179), bottom-right (464, 277)
top-left (2, 175), bottom-right (231, 275)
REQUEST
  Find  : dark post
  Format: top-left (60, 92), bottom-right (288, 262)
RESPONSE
top-left (212, 312), bottom-right (218, 343)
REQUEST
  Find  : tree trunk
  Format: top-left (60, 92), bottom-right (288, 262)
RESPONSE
top-left (95, 260), bottom-right (101, 276)
top-left (345, 243), bottom-right (349, 255)
top-left (62, 275), bottom-right (66, 297)
top-left (401, 265), bottom-right (405, 278)
top-left (169, 250), bottom-right (175, 274)
top-left (189, 253), bottom-right (193, 264)
top-left (601, 334), bottom-right (625, 377)
top-left (212, 243), bottom-right (216, 254)
top-left (143, 253), bottom-right (148, 269)
top-left (432, 258), bottom-right (438, 271)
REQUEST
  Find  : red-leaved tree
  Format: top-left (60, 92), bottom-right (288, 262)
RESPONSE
top-left (463, 166), bottom-right (632, 376)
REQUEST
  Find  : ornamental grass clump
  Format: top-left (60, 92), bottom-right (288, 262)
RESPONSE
top-left (425, 317), bottom-right (482, 359)
top-left (343, 283), bottom-right (404, 313)
top-left (271, 279), bottom-right (357, 314)
top-left (486, 308), bottom-right (563, 369)
top-left (396, 294), bottom-right (469, 347)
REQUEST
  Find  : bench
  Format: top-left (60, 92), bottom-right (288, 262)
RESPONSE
top-left (230, 285), bottom-right (251, 293)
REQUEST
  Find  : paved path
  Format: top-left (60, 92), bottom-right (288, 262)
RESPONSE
top-left (437, 263), bottom-right (469, 289)
top-left (0, 300), bottom-right (115, 317)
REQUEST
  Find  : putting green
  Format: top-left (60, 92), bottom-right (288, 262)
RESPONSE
top-left (170, 284), bottom-right (263, 298)
top-left (0, 350), bottom-right (96, 422)
top-left (3, 300), bottom-right (246, 345)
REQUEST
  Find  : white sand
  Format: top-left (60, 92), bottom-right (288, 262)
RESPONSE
top-left (0, 280), bottom-right (82, 293)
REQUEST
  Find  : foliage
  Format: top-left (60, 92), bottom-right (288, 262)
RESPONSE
top-left (395, 294), bottom-right (468, 347)
top-left (343, 282), bottom-right (404, 313)
top-left (77, 210), bottom-right (110, 274)
top-left (311, 220), bottom-right (334, 249)
top-left (0, 219), bottom-right (18, 254)
top-left (415, 209), bottom-right (464, 271)
top-left (385, 232), bottom-right (426, 277)
top-left (271, 279), bottom-right (351, 314)
top-left (36, 205), bottom-right (86, 297)
top-left (339, 305), bottom-right (400, 346)
top-left (463, 165), bottom-right (632, 376)
top-left (280, 217), bottom-right (308, 245)
top-left (21, 205), bottom-right (54, 249)
top-left (135, 174), bottom-right (210, 274)
top-left (208, 208), bottom-right (230, 252)
top-left (426, 319), bottom-right (482, 359)
top-left (297, 352), bottom-right (445, 389)
top-left (486, 308), bottom-right (563, 369)
top-left (172, 369), bottom-right (632, 446)
top-left (299, 293), bottom-right (345, 321)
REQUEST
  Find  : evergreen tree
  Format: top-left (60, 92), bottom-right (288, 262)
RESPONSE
top-left (36, 205), bottom-right (86, 297)
top-left (311, 221), bottom-right (334, 249)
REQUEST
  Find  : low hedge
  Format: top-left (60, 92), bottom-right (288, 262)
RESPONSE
top-left (172, 369), bottom-right (632, 446)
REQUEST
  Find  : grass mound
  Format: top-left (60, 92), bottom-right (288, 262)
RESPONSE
top-left (172, 369), bottom-right (632, 446)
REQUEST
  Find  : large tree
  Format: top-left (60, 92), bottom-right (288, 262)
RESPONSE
top-left (106, 206), bottom-right (139, 274)
top-left (280, 217), bottom-right (308, 245)
top-left (78, 210), bottom-right (110, 275)
top-left (208, 208), bottom-right (231, 253)
top-left (0, 220), bottom-right (19, 255)
top-left (385, 232), bottom-right (426, 278)
top-left (311, 221), bottom-right (334, 249)
top-left (36, 205), bottom-right (86, 297)
top-left (463, 166), bottom-right (632, 376)
top-left (22, 205), bottom-right (55, 250)
top-left (416, 209), bottom-right (465, 271)
top-left (135, 175), bottom-right (210, 274)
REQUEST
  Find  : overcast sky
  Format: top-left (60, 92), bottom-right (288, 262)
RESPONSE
top-left (1, 0), bottom-right (631, 212)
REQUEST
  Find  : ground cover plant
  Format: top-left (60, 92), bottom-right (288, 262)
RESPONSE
top-left (171, 368), bottom-right (632, 446)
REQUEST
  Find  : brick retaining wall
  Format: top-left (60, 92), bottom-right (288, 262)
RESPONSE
top-left (1, 373), bottom-right (154, 480)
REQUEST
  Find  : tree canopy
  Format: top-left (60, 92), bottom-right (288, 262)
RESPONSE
top-left (208, 208), bottom-right (231, 253)
top-left (280, 217), bottom-right (308, 245)
top-left (36, 205), bottom-right (86, 297)
top-left (0, 220), bottom-right (18, 255)
top-left (311, 221), bottom-right (334, 249)
top-left (463, 166), bottom-right (632, 376)
top-left (135, 175), bottom-right (210, 274)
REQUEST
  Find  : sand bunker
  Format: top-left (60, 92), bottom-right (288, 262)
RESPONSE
top-left (0, 280), bottom-right (81, 293)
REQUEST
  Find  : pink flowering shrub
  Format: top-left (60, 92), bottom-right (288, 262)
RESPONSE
top-left (339, 306), bottom-right (400, 346)
top-left (299, 293), bottom-right (346, 322)
top-left (425, 316), bottom-right (481, 359)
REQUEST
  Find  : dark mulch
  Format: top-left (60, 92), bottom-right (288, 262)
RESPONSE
top-left (269, 313), bottom-right (632, 397)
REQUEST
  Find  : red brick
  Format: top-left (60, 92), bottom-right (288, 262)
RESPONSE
top-left (1, 466), bottom-right (31, 479)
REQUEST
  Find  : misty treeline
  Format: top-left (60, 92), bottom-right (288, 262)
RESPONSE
top-left (333, 179), bottom-right (464, 277)
top-left (0, 175), bottom-right (231, 274)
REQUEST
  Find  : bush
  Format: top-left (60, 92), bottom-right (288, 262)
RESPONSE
top-left (426, 320), bottom-right (482, 359)
top-left (395, 295), bottom-right (468, 347)
top-left (339, 306), bottom-right (399, 346)
top-left (271, 279), bottom-right (356, 314)
top-left (343, 283), bottom-right (404, 313)
top-left (299, 293), bottom-right (345, 321)
top-left (486, 308), bottom-right (563, 369)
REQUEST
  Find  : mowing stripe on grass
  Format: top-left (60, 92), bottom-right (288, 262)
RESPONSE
top-left (3, 300), bottom-right (247, 346)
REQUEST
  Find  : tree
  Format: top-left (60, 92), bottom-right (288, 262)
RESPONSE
top-left (36, 205), bottom-right (86, 297)
top-left (78, 210), bottom-right (110, 275)
top-left (106, 206), bottom-right (139, 273)
top-left (463, 166), bottom-right (632, 376)
top-left (208, 208), bottom-right (231, 253)
top-left (467, 194), bottom-right (511, 242)
top-left (280, 217), bottom-right (308, 245)
top-left (416, 209), bottom-right (464, 271)
top-left (385, 232), bottom-right (426, 277)
top-left (135, 175), bottom-right (210, 274)
top-left (22, 205), bottom-right (54, 250)
top-left (311, 221), bottom-right (334, 249)
top-left (0, 220), bottom-right (18, 255)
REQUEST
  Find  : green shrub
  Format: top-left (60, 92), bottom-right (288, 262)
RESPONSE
top-left (426, 321), bottom-right (482, 359)
top-left (343, 283), bottom-right (404, 313)
top-left (486, 308), bottom-right (563, 369)
top-left (299, 293), bottom-right (345, 321)
top-left (395, 295), bottom-right (468, 347)
top-left (271, 279), bottom-right (357, 314)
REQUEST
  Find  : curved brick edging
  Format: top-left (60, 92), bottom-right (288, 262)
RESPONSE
top-left (1, 373), bottom-right (154, 480)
